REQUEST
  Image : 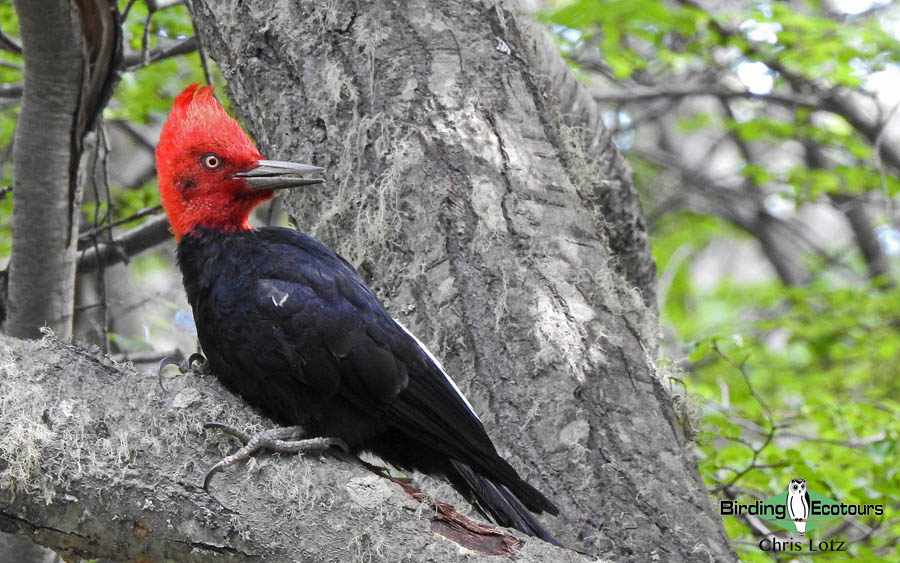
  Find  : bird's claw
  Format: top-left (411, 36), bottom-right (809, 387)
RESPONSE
top-left (202, 422), bottom-right (349, 506)
top-left (187, 352), bottom-right (209, 373)
top-left (157, 352), bottom-right (210, 391)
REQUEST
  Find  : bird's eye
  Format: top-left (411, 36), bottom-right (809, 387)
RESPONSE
top-left (201, 153), bottom-right (223, 170)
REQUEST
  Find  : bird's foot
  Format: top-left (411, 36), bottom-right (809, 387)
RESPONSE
top-left (202, 422), bottom-right (349, 508)
top-left (157, 352), bottom-right (209, 391)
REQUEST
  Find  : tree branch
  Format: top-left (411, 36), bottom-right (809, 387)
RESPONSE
top-left (76, 215), bottom-right (172, 273)
top-left (593, 85), bottom-right (820, 110)
top-left (109, 119), bottom-right (158, 152)
top-left (0, 334), bottom-right (584, 562)
top-left (0, 28), bottom-right (21, 54)
top-left (78, 205), bottom-right (163, 242)
top-left (122, 35), bottom-right (198, 70)
top-left (0, 83), bottom-right (22, 99)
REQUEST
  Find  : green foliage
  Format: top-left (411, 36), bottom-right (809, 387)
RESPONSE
top-left (656, 221), bottom-right (900, 560)
top-left (756, 3), bottom-right (900, 87)
top-left (548, 0), bottom-right (900, 201)
top-left (546, 0), bottom-right (710, 78)
top-left (549, 0), bottom-right (900, 559)
top-left (650, 210), bottom-right (896, 556)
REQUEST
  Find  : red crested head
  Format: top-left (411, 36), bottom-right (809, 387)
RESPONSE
top-left (156, 84), bottom-right (267, 240)
top-left (155, 84), bottom-right (324, 240)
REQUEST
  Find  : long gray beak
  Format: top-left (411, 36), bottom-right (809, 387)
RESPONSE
top-left (234, 160), bottom-right (325, 190)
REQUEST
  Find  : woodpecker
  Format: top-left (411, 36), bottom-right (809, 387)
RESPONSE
top-left (155, 84), bottom-right (560, 544)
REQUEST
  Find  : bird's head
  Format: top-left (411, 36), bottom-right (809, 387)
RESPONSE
top-left (155, 84), bottom-right (323, 240)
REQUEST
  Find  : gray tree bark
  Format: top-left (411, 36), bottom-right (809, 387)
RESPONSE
top-left (5, 0), bottom-right (119, 339)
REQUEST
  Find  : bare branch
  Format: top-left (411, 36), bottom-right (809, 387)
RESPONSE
top-left (0, 28), bottom-right (21, 54)
top-left (121, 0), bottom-right (139, 21)
top-left (78, 205), bottom-right (163, 242)
top-left (76, 215), bottom-right (172, 273)
top-left (0, 83), bottom-right (22, 99)
top-left (593, 85), bottom-right (820, 110)
top-left (122, 35), bottom-right (198, 70)
top-left (109, 119), bottom-right (157, 151)
top-left (140, 11), bottom-right (153, 67)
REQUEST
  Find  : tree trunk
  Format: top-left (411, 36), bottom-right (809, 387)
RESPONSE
top-left (5, 0), bottom-right (119, 339)
top-left (187, 0), bottom-right (734, 560)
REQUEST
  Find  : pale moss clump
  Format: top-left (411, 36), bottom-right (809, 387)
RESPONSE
top-left (0, 342), bottom-right (53, 497)
top-left (322, 59), bottom-right (359, 110)
top-left (292, 110), bottom-right (415, 285)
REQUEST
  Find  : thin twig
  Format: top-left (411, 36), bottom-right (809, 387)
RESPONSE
top-left (122, 36), bottom-right (198, 70)
top-left (87, 124), bottom-right (114, 352)
top-left (195, 21), bottom-right (214, 86)
top-left (708, 342), bottom-right (781, 494)
top-left (0, 127), bottom-right (13, 170)
top-left (140, 12), bottom-right (153, 68)
top-left (0, 27), bottom-right (21, 54)
top-left (121, 0), bottom-right (139, 21)
top-left (594, 85), bottom-right (820, 111)
top-left (78, 205), bottom-right (163, 241)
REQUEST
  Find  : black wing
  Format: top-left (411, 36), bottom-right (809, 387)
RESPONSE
top-left (250, 228), bottom-right (555, 514)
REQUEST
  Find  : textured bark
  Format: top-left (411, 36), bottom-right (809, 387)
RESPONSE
top-left (187, 0), bottom-right (734, 560)
top-left (0, 334), bottom-right (590, 562)
top-left (6, 0), bottom-right (120, 339)
top-left (519, 18), bottom-right (657, 306)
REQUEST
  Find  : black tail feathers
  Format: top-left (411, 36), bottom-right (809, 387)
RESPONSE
top-left (449, 460), bottom-right (562, 547)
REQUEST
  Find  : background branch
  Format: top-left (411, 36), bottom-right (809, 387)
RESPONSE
top-left (76, 215), bottom-right (171, 273)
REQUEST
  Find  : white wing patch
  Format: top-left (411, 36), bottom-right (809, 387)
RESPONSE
top-left (271, 290), bottom-right (289, 307)
top-left (394, 319), bottom-right (480, 422)
top-left (260, 279), bottom-right (290, 307)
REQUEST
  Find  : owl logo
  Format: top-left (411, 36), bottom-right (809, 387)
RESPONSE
top-left (786, 478), bottom-right (810, 535)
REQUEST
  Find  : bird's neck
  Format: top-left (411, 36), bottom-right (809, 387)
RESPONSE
top-left (166, 189), bottom-right (273, 241)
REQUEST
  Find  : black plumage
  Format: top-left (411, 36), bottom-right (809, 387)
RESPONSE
top-left (177, 226), bottom-right (559, 543)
